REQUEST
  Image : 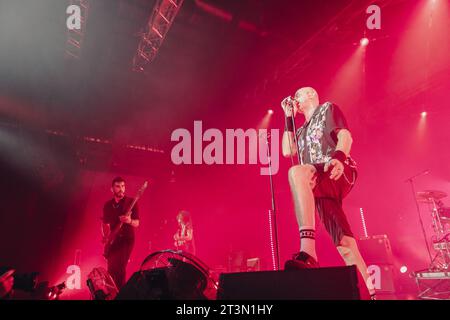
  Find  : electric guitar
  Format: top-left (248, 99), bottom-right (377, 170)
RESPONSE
top-left (174, 238), bottom-right (187, 248)
top-left (173, 225), bottom-right (192, 249)
top-left (103, 181), bottom-right (148, 258)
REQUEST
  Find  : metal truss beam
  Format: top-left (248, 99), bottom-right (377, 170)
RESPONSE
top-left (132, 0), bottom-right (185, 72)
top-left (65, 0), bottom-right (90, 60)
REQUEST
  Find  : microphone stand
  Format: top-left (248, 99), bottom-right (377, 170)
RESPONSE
top-left (266, 102), bottom-right (302, 270)
top-left (405, 170), bottom-right (433, 268)
top-left (290, 110), bottom-right (302, 165)
top-left (263, 132), bottom-right (280, 270)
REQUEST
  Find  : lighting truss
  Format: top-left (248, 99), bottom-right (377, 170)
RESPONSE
top-left (132, 0), bottom-right (185, 72)
top-left (65, 0), bottom-right (90, 60)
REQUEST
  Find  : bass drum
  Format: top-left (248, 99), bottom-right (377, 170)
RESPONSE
top-left (140, 250), bottom-right (218, 300)
top-left (86, 267), bottom-right (119, 300)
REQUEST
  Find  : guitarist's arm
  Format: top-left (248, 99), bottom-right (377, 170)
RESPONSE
top-left (185, 228), bottom-right (193, 241)
top-left (101, 204), bottom-right (111, 243)
top-left (101, 222), bottom-right (111, 243)
top-left (119, 200), bottom-right (140, 228)
top-left (119, 215), bottom-right (140, 227)
top-left (130, 219), bottom-right (139, 227)
top-left (174, 227), bottom-right (193, 242)
top-left (131, 201), bottom-right (140, 228)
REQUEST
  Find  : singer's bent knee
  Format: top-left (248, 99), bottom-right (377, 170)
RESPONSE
top-left (288, 164), bottom-right (316, 186)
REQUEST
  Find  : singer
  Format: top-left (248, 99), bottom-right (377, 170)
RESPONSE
top-left (281, 87), bottom-right (375, 298)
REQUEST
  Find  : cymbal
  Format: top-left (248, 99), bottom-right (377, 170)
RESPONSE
top-left (416, 190), bottom-right (447, 202)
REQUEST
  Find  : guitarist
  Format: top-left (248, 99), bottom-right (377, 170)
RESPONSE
top-left (173, 210), bottom-right (196, 255)
top-left (101, 177), bottom-right (140, 289)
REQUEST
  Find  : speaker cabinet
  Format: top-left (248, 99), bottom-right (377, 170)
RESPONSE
top-left (367, 264), bottom-right (396, 293)
top-left (217, 266), bottom-right (370, 300)
top-left (359, 235), bottom-right (396, 293)
top-left (116, 266), bottom-right (208, 300)
top-left (116, 268), bottom-right (171, 300)
top-left (358, 235), bottom-right (394, 265)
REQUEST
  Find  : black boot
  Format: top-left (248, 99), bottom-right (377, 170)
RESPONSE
top-left (284, 252), bottom-right (320, 270)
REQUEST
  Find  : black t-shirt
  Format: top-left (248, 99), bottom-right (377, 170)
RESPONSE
top-left (102, 196), bottom-right (139, 240)
top-left (296, 102), bottom-right (349, 165)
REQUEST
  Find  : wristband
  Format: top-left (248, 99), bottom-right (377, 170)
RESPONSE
top-left (332, 150), bottom-right (347, 163)
top-left (285, 117), bottom-right (294, 132)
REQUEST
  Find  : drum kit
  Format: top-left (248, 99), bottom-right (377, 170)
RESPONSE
top-left (416, 190), bottom-right (450, 271)
top-left (412, 190), bottom-right (450, 300)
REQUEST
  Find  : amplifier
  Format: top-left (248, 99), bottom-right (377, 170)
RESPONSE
top-left (367, 264), bottom-right (396, 293)
top-left (358, 235), bottom-right (394, 265)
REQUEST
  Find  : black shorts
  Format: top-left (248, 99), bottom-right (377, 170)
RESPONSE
top-left (311, 159), bottom-right (357, 246)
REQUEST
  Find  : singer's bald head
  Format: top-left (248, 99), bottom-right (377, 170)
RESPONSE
top-left (295, 87), bottom-right (319, 104)
top-left (293, 87), bottom-right (320, 114)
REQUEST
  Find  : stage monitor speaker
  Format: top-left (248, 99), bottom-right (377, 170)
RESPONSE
top-left (116, 266), bottom-right (207, 300)
top-left (116, 268), bottom-right (171, 300)
top-left (217, 266), bottom-right (370, 300)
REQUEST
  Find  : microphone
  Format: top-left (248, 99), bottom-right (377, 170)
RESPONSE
top-left (404, 169), bottom-right (430, 182)
top-left (282, 96), bottom-right (295, 116)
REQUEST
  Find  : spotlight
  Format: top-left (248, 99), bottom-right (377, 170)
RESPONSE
top-left (360, 37), bottom-right (369, 46)
top-left (400, 266), bottom-right (408, 274)
top-left (421, 111), bottom-right (427, 117)
top-left (268, 109), bottom-right (274, 115)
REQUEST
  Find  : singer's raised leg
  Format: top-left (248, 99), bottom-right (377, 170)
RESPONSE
top-left (288, 164), bottom-right (317, 259)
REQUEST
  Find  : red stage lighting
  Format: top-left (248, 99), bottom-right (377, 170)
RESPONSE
top-left (421, 111), bottom-right (427, 117)
top-left (400, 266), bottom-right (408, 274)
top-left (268, 109), bottom-right (274, 115)
top-left (360, 37), bottom-right (369, 47)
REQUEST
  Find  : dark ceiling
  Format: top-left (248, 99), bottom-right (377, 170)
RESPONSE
top-left (0, 0), bottom-right (446, 177)
top-left (0, 0), bottom-right (356, 144)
